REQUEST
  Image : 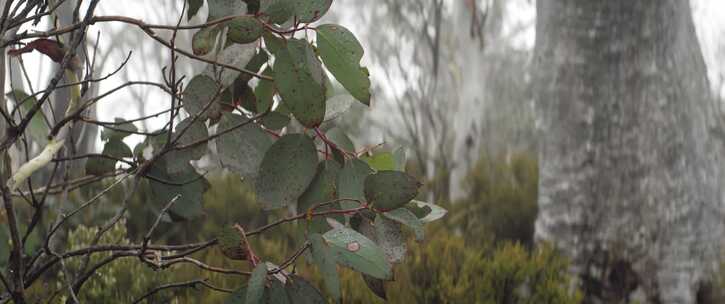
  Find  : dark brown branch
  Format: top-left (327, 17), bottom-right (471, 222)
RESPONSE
top-left (131, 278), bottom-right (232, 304)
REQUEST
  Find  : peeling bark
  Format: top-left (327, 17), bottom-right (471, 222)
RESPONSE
top-left (533, 1), bottom-right (724, 303)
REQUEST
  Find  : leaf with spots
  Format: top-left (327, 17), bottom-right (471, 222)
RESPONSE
top-left (192, 26), bottom-right (222, 56)
top-left (322, 227), bottom-right (392, 280)
top-left (284, 275), bottom-right (326, 304)
top-left (217, 113), bottom-right (274, 178)
top-left (228, 16), bottom-right (264, 44)
top-left (217, 226), bottom-right (248, 260)
top-left (147, 159), bottom-right (209, 221)
top-left (309, 233), bottom-right (341, 301)
top-left (255, 134), bottom-right (318, 210)
top-left (208, 0), bottom-right (245, 21)
top-left (272, 38), bottom-right (326, 127)
top-left (299, 160), bottom-right (343, 233)
top-left (336, 159), bottom-right (372, 209)
top-left (359, 215), bottom-right (407, 265)
top-left (383, 207), bottom-right (424, 241)
top-left (316, 24), bottom-right (371, 105)
top-left (364, 170), bottom-right (420, 210)
top-left (294, 0), bottom-right (332, 23)
top-left (246, 263), bottom-right (267, 304)
top-left (260, 0), bottom-right (294, 24)
top-left (203, 43), bottom-right (257, 88)
top-left (183, 74), bottom-right (220, 117)
top-left (174, 117), bottom-right (209, 160)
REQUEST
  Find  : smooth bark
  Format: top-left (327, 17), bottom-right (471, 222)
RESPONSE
top-left (534, 1), bottom-right (724, 303)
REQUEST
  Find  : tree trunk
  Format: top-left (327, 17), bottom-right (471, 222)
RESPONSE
top-left (533, 1), bottom-right (724, 303)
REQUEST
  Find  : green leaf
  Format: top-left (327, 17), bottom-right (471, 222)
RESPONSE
top-left (6, 90), bottom-right (48, 145)
top-left (309, 233), bottom-right (341, 301)
top-left (407, 200), bottom-right (447, 223)
top-left (361, 152), bottom-right (395, 171)
top-left (217, 226), bottom-right (247, 260)
top-left (255, 67), bottom-right (276, 113)
top-left (336, 159), bottom-right (372, 209)
top-left (284, 275), bottom-right (326, 304)
top-left (324, 127), bottom-right (354, 165)
top-left (174, 117), bottom-right (209, 160)
top-left (228, 16), bottom-right (264, 44)
top-left (225, 286), bottom-right (246, 304)
top-left (204, 43), bottom-right (257, 88)
top-left (316, 24), bottom-right (371, 105)
top-left (246, 263), bottom-right (268, 304)
top-left (208, 0), bottom-right (245, 21)
top-left (383, 207), bottom-right (424, 241)
top-left (260, 0), bottom-right (294, 24)
top-left (359, 215), bottom-right (406, 265)
top-left (187, 0), bottom-right (204, 20)
top-left (147, 159), bottom-right (208, 221)
top-left (298, 160), bottom-right (342, 234)
top-left (322, 227), bottom-right (392, 280)
top-left (261, 111), bottom-right (290, 130)
top-left (265, 278), bottom-right (291, 304)
top-left (183, 74), bottom-right (219, 117)
top-left (85, 139), bottom-right (132, 175)
top-left (364, 171), bottom-right (420, 210)
top-left (100, 118), bottom-right (138, 141)
top-left (294, 0), bottom-right (332, 23)
top-left (263, 31), bottom-right (285, 54)
top-left (192, 26), bottom-right (222, 56)
top-left (273, 38), bottom-right (326, 127)
top-left (217, 113), bottom-right (274, 178)
top-left (255, 134), bottom-right (318, 210)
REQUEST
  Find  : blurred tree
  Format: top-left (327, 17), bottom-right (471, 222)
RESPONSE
top-left (534, 1), bottom-right (724, 303)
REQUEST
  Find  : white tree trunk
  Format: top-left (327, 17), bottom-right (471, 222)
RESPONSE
top-left (534, 1), bottom-right (724, 303)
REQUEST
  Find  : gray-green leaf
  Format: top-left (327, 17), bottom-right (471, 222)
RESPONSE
top-left (273, 38), bottom-right (326, 127)
top-left (217, 113), bottom-right (274, 178)
top-left (309, 233), bottom-right (341, 301)
top-left (383, 207), bottom-right (424, 241)
top-left (246, 263), bottom-right (267, 304)
top-left (364, 170), bottom-right (420, 210)
top-left (316, 24), bottom-right (371, 105)
top-left (336, 159), bottom-right (372, 209)
top-left (255, 134), bottom-right (318, 210)
top-left (322, 227), bottom-right (392, 280)
top-left (228, 16), bottom-right (264, 44)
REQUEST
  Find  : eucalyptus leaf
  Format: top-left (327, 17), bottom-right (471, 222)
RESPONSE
top-left (322, 227), bottom-right (392, 280)
top-left (309, 233), bottom-right (341, 301)
top-left (336, 159), bottom-right (372, 209)
top-left (285, 275), bottom-right (326, 304)
top-left (407, 200), bottom-right (447, 223)
top-left (383, 207), bottom-right (424, 241)
top-left (147, 159), bottom-right (208, 221)
top-left (208, 0), bottom-right (245, 21)
top-left (174, 117), bottom-right (209, 160)
top-left (183, 74), bottom-right (219, 117)
top-left (260, 0), bottom-right (294, 24)
top-left (255, 134), bottom-right (318, 210)
top-left (364, 170), bottom-right (420, 210)
top-left (6, 90), bottom-right (48, 145)
top-left (228, 16), bottom-right (264, 44)
top-left (361, 152), bottom-right (395, 171)
top-left (192, 26), bottom-right (222, 56)
top-left (246, 263), bottom-right (267, 304)
top-left (294, 0), bottom-right (332, 23)
top-left (86, 139), bottom-right (132, 175)
top-left (217, 113), bottom-right (274, 178)
top-left (272, 38), bottom-right (326, 127)
top-left (316, 24), bottom-right (371, 105)
top-left (204, 43), bottom-right (257, 88)
top-left (298, 160), bottom-right (342, 234)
